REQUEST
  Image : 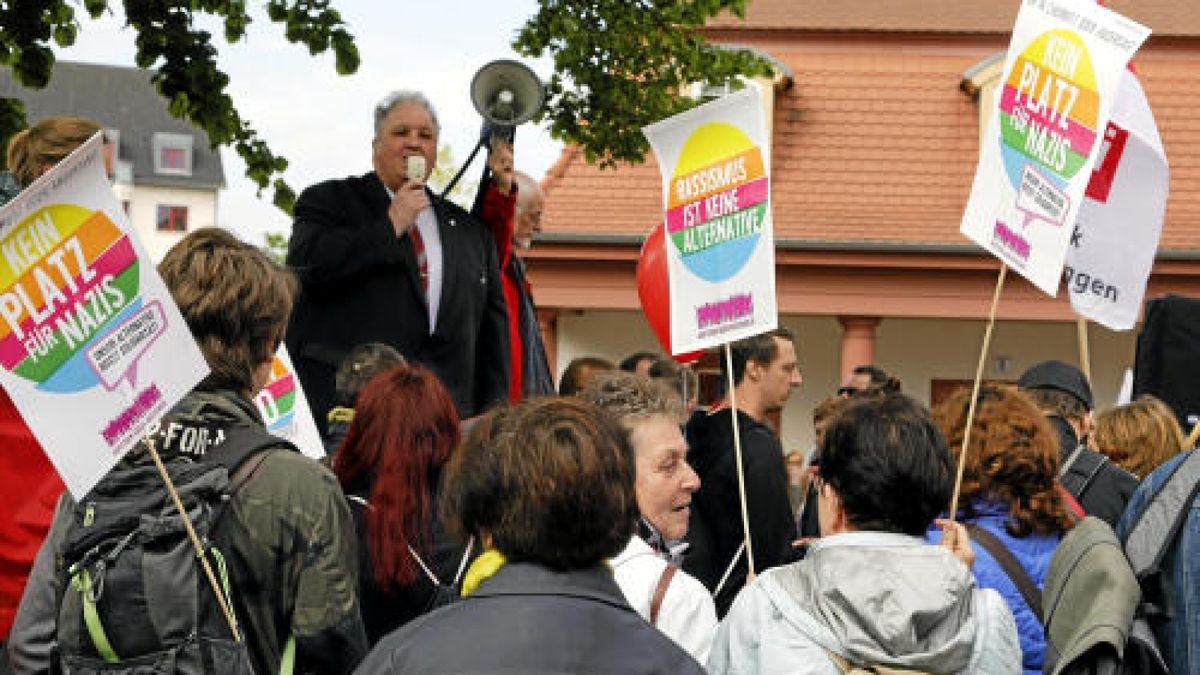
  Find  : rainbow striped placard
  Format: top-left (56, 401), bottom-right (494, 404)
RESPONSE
top-left (998, 29), bottom-right (1101, 187)
top-left (959, 0), bottom-right (1149, 296)
top-left (0, 132), bottom-right (209, 498)
top-left (643, 86), bottom-right (778, 354)
top-left (0, 205), bottom-right (142, 392)
top-left (253, 346), bottom-right (326, 459)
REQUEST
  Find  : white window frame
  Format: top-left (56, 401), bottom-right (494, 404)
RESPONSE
top-left (152, 132), bottom-right (194, 176)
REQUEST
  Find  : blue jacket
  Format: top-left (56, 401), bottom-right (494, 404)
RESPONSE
top-left (928, 501), bottom-right (1060, 675)
top-left (1116, 451), bottom-right (1199, 675)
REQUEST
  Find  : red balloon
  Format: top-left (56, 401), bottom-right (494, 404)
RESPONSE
top-left (636, 224), bottom-right (704, 364)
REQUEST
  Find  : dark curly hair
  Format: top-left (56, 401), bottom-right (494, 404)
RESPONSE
top-left (934, 385), bottom-right (1074, 537)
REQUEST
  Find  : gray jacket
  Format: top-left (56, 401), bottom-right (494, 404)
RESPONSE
top-left (708, 532), bottom-right (1022, 674)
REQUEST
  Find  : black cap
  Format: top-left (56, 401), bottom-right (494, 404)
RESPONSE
top-left (1017, 360), bottom-right (1093, 410)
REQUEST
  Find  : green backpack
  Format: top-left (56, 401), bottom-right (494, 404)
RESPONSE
top-left (52, 424), bottom-right (295, 675)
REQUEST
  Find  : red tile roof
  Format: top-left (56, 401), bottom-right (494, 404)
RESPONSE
top-left (541, 39), bottom-right (1200, 251)
top-left (706, 0), bottom-right (1200, 38)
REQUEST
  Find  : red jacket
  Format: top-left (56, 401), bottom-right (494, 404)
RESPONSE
top-left (0, 389), bottom-right (61, 637)
top-left (478, 185), bottom-right (522, 402)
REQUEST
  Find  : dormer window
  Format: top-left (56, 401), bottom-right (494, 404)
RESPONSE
top-left (152, 132), bottom-right (193, 176)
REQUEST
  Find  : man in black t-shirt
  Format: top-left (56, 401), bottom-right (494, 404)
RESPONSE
top-left (684, 328), bottom-right (802, 616)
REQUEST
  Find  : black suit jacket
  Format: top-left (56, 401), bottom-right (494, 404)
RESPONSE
top-left (285, 171), bottom-right (509, 432)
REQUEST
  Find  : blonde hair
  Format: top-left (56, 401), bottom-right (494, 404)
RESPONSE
top-left (6, 116), bottom-right (103, 186)
top-left (1091, 395), bottom-right (1185, 478)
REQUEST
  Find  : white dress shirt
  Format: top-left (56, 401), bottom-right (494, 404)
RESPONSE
top-left (386, 185), bottom-right (443, 334)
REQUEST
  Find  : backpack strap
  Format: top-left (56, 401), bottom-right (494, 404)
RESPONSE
top-left (1056, 484), bottom-right (1086, 522)
top-left (347, 495), bottom-right (475, 588)
top-left (1123, 451), bottom-right (1200, 580)
top-left (965, 523), bottom-right (1043, 621)
top-left (1059, 447), bottom-right (1107, 503)
top-left (649, 563), bottom-right (678, 626)
top-left (279, 635), bottom-right (296, 675)
top-left (73, 567), bottom-right (120, 663)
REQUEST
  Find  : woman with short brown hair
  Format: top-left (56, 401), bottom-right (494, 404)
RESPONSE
top-left (355, 397), bottom-right (705, 674)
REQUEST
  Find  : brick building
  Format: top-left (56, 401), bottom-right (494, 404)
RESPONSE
top-left (527, 0), bottom-right (1200, 450)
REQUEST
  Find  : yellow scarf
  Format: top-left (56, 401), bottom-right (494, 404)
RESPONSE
top-left (327, 406), bottom-right (355, 424)
top-left (460, 549), bottom-right (507, 597)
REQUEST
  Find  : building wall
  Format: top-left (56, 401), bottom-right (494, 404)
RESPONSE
top-left (555, 310), bottom-right (1138, 455)
top-left (124, 185), bottom-right (219, 261)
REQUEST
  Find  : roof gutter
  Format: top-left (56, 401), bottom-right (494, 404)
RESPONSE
top-left (533, 232), bottom-right (1200, 260)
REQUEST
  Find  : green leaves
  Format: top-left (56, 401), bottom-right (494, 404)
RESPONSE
top-left (0, 97), bottom-right (27, 167)
top-left (1, 0), bottom-right (360, 216)
top-left (2, 0), bottom-right (771, 214)
top-left (514, 0), bottom-right (771, 167)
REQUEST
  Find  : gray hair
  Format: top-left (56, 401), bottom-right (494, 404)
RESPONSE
top-left (514, 171), bottom-right (543, 213)
top-left (580, 371), bottom-right (685, 427)
top-left (374, 90), bottom-right (440, 139)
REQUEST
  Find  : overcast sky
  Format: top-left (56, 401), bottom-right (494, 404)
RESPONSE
top-left (52, 0), bottom-right (564, 244)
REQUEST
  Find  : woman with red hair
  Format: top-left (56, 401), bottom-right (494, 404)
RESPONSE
top-left (332, 364), bottom-right (469, 644)
top-left (930, 385), bottom-right (1075, 675)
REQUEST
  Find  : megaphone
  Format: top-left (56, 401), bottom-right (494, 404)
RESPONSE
top-left (443, 60), bottom-right (545, 198)
top-left (470, 60), bottom-right (545, 132)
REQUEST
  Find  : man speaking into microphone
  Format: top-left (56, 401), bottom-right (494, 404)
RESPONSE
top-left (286, 91), bottom-right (511, 433)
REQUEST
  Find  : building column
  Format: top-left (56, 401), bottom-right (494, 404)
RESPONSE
top-left (538, 309), bottom-right (559, 377)
top-left (837, 316), bottom-right (881, 385)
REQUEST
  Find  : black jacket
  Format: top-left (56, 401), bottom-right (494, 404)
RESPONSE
top-left (1050, 416), bottom-right (1139, 527)
top-left (286, 172), bottom-right (509, 433)
top-left (346, 490), bottom-right (472, 646)
top-left (353, 562), bottom-right (705, 674)
top-left (683, 408), bottom-right (796, 617)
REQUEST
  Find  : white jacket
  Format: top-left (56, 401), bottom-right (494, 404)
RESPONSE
top-left (708, 532), bottom-right (1022, 675)
top-left (611, 535), bottom-right (718, 663)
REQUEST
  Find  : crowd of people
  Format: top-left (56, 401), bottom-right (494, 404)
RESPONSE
top-left (2, 95), bottom-right (1200, 675)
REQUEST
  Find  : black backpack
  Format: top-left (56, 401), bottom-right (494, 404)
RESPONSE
top-left (52, 418), bottom-right (296, 675)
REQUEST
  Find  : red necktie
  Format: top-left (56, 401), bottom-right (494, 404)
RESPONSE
top-left (410, 227), bottom-right (428, 299)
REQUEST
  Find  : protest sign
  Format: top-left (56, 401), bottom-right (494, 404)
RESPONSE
top-left (0, 134), bottom-right (208, 497)
top-left (643, 85), bottom-right (777, 354)
top-left (961, 0), bottom-right (1149, 295)
top-left (254, 345), bottom-right (325, 459)
top-left (1066, 66), bottom-right (1167, 330)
